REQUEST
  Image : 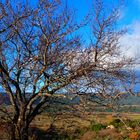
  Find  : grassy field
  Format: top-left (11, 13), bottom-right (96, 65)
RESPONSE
top-left (27, 112), bottom-right (140, 140)
top-left (1, 111), bottom-right (140, 139)
top-left (32, 112), bottom-right (140, 128)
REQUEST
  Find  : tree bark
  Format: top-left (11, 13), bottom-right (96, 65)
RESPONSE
top-left (18, 126), bottom-right (29, 140)
top-left (12, 120), bottom-right (29, 140)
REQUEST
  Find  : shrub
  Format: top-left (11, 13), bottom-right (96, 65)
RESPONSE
top-left (109, 119), bottom-right (123, 128)
top-left (127, 120), bottom-right (140, 129)
top-left (98, 129), bottom-right (122, 140)
top-left (0, 122), bottom-right (13, 140)
top-left (75, 128), bottom-right (85, 135)
top-left (129, 132), bottom-right (139, 140)
top-left (90, 123), bottom-right (106, 132)
top-left (80, 131), bottom-right (96, 140)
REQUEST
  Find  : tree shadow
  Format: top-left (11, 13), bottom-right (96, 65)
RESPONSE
top-left (29, 125), bottom-right (71, 140)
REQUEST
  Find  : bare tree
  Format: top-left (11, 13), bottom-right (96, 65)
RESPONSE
top-left (0, 0), bottom-right (135, 139)
top-left (65, 0), bottom-right (136, 114)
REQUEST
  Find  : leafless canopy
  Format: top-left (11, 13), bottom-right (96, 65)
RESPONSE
top-left (0, 0), bottom-right (135, 139)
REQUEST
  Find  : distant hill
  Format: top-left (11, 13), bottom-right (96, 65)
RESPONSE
top-left (1, 92), bottom-right (140, 113)
top-left (118, 94), bottom-right (140, 105)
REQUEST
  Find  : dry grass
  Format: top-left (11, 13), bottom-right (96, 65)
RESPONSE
top-left (31, 113), bottom-right (91, 131)
top-left (1, 112), bottom-right (140, 139)
top-left (98, 129), bottom-right (122, 140)
top-left (129, 132), bottom-right (139, 140)
top-left (31, 112), bottom-right (140, 131)
top-left (0, 122), bottom-right (13, 140)
top-left (80, 131), bottom-right (96, 140)
top-left (29, 112), bottom-right (140, 139)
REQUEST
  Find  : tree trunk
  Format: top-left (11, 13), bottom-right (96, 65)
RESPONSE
top-left (13, 120), bottom-right (29, 140)
top-left (10, 125), bottom-right (16, 140)
top-left (18, 126), bottom-right (29, 140)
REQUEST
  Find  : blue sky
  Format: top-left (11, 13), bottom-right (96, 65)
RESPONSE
top-left (122, 0), bottom-right (140, 25)
top-left (30, 0), bottom-right (140, 49)
top-left (67, 0), bottom-right (140, 25)
top-left (66, 0), bottom-right (140, 65)
top-left (67, 0), bottom-right (140, 92)
top-left (27, 0), bottom-right (140, 67)
top-left (24, 0), bottom-right (140, 70)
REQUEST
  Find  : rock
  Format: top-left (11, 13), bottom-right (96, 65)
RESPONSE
top-left (106, 125), bottom-right (115, 129)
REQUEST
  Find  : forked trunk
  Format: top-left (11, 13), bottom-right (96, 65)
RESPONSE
top-left (12, 120), bottom-right (29, 140)
top-left (18, 126), bottom-right (29, 140)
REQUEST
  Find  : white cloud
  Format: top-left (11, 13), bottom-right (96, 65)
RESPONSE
top-left (120, 21), bottom-right (140, 68)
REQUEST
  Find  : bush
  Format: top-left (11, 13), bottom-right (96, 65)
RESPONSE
top-left (109, 119), bottom-right (123, 128)
top-left (90, 123), bottom-right (106, 132)
top-left (98, 129), bottom-right (122, 140)
top-left (0, 122), bottom-right (13, 140)
top-left (75, 128), bottom-right (85, 135)
top-left (129, 132), bottom-right (139, 140)
top-left (80, 131), bottom-right (96, 140)
top-left (126, 120), bottom-right (140, 129)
